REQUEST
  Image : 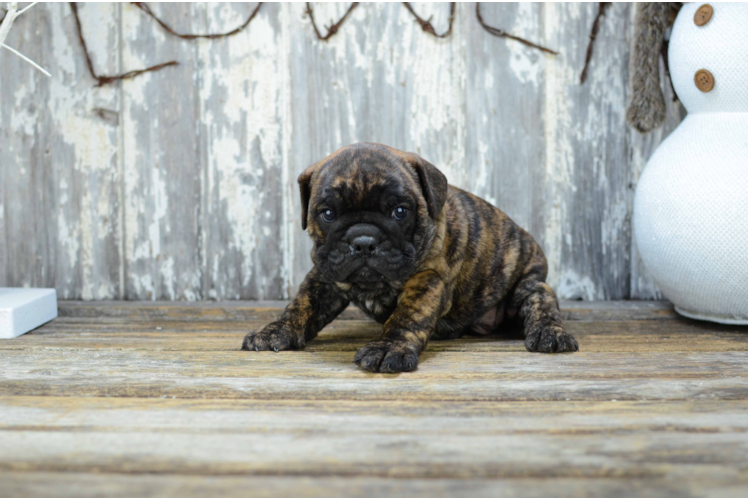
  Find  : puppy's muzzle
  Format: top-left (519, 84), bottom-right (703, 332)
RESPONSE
top-left (345, 224), bottom-right (382, 257)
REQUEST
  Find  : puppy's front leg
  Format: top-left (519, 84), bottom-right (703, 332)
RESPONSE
top-left (242, 270), bottom-right (349, 352)
top-left (355, 270), bottom-right (449, 373)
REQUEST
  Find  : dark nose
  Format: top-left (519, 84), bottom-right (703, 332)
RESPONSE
top-left (350, 235), bottom-right (379, 256)
top-left (346, 224), bottom-right (381, 257)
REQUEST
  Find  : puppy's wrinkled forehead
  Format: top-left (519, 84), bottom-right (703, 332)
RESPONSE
top-left (313, 144), bottom-right (418, 208)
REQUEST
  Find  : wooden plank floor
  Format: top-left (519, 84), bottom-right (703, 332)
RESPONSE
top-left (1, 301), bottom-right (747, 497)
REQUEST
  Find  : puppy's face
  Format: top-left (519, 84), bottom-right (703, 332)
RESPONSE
top-left (298, 143), bottom-right (448, 287)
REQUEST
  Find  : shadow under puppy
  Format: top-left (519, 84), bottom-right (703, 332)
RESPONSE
top-left (242, 143), bottom-right (578, 372)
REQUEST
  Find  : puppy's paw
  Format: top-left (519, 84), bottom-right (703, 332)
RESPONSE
top-left (525, 325), bottom-right (579, 353)
top-left (242, 321), bottom-right (305, 352)
top-left (354, 340), bottom-right (420, 373)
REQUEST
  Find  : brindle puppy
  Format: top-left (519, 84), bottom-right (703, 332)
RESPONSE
top-left (242, 142), bottom-right (578, 372)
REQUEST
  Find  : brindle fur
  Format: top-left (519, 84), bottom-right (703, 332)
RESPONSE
top-left (242, 143), bottom-right (578, 372)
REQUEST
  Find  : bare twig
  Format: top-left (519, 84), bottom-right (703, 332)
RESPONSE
top-left (17, 2), bottom-right (38, 16)
top-left (476, 3), bottom-right (557, 55)
top-left (402, 2), bottom-right (455, 38)
top-left (132, 2), bottom-right (262, 40)
top-left (3, 43), bottom-right (50, 76)
top-left (305, 2), bottom-right (359, 41)
top-left (1, 2), bottom-right (50, 76)
top-left (70, 2), bottom-right (178, 87)
top-left (0, 4), bottom-right (18, 47)
top-left (580, 2), bottom-right (611, 84)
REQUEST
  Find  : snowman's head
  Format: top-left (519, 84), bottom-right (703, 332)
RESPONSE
top-left (669, 3), bottom-right (748, 113)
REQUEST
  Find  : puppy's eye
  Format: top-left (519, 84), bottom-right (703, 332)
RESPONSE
top-left (321, 209), bottom-right (336, 223)
top-left (392, 206), bottom-right (408, 221)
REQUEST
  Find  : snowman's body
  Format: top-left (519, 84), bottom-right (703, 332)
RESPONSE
top-left (634, 2), bottom-right (748, 324)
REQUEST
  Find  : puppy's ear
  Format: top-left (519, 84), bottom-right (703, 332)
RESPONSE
top-left (407, 154), bottom-right (448, 219)
top-left (297, 162), bottom-right (320, 230)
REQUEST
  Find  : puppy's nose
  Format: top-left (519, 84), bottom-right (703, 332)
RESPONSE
top-left (350, 235), bottom-right (379, 257)
top-left (345, 223), bottom-right (383, 257)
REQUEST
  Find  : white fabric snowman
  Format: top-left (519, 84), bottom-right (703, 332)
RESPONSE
top-left (634, 3), bottom-right (748, 324)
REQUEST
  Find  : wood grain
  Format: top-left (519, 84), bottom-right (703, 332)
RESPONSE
top-left (3, 471), bottom-right (748, 497)
top-left (0, 410), bottom-right (748, 479)
top-left (2, 400), bottom-right (748, 478)
top-left (1, 3), bottom-right (122, 300)
top-left (2, 317), bottom-right (746, 354)
top-left (463, 2), bottom-right (547, 245)
top-left (1, 302), bottom-right (748, 495)
top-left (52, 299), bottom-right (679, 321)
top-left (543, 3), bottom-right (632, 300)
top-left (3, 351), bottom-right (748, 401)
top-left (197, 3), bottom-right (285, 301)
top-left (120, 3), bottom-right (202, 301)
top-left (1, 3), bottom-right (685, 300)
top-left (1, 396), bottom-right (748, 495)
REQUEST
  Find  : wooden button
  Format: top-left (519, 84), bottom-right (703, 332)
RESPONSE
top-left (694, 69), bottom-right (715, 92)
top-left (694, 4), bottom-right (713, 26)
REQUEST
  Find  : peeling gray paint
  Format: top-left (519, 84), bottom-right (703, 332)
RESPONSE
top-left (0, 3), bottom-right (682, 300)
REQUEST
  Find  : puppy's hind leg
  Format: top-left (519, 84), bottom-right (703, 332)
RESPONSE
top-left (509, 249), bottom-right (579, 353)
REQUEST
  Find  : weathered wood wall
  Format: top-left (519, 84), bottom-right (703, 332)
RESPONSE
top-left (0, 3), bottom-right (684, 301)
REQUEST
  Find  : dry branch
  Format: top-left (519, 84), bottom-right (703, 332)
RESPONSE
top-left (475, 3), bottom-right (557, 55)
top-left (580, 2), bottom-right (611, 84)
top-left (132, 2), bottom-right (262, 40)
top-left (305, 2), bottom-right (359, 41)
top-left (402, 2), bottom-right (455, 38)
top-left (1, 2), bottom-right (50, 77)
top-left (70, 2), bottom-right (178, 86)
